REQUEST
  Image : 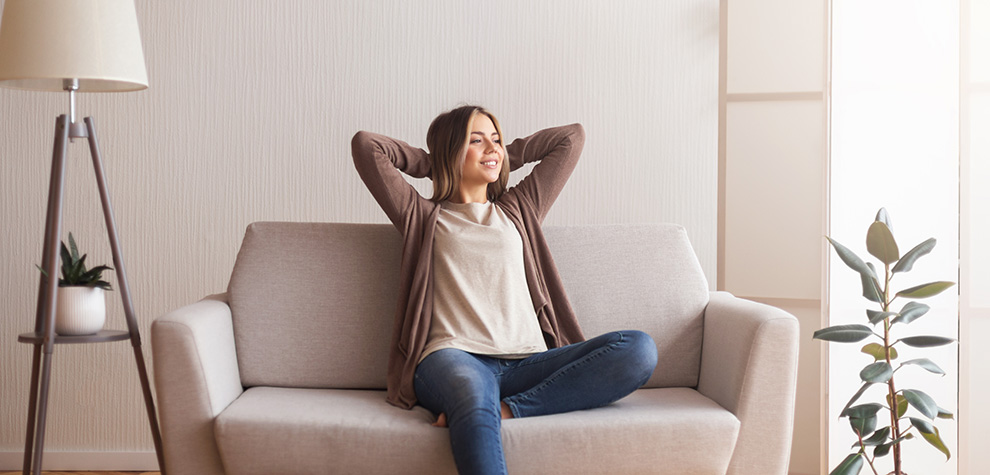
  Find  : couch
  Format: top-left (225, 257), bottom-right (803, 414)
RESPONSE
top-left (152, 222), bottom-right (799, 474)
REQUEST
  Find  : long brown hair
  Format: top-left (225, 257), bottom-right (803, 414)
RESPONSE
top-left (427, 105), bottom-right (509, 202)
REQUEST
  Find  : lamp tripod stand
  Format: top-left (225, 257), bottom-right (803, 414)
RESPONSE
top-left (18, 106), bottom-right (165, 474)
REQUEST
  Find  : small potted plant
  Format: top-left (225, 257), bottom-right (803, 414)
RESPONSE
top-left (39, 233), bottom-right (114, 336)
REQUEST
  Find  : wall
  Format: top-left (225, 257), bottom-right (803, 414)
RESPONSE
top-left (0, 0), bottom-right (719, 468)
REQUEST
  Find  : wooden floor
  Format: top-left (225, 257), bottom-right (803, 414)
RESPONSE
top-left (0, 472), bottom-right (159, 475)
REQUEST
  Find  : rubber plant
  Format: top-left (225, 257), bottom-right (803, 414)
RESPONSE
top-left (814, 208), bottom-right (955, 475)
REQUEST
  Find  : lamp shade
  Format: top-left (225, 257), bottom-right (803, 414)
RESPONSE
top-left (0, 0), bottom-right (148, 92)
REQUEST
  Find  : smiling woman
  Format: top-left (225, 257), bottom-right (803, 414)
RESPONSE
top-left (351, 106), bottom-right (658, 475)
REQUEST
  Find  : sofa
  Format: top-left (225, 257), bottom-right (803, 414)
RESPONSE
top-left (152, 222), bottom-right (799, 474)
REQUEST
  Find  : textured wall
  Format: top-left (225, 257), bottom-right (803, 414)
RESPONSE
top-left (0, 0), bottom-right (717, 463)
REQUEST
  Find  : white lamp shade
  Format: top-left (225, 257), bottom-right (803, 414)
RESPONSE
top-left (0, 0), bottom-right (148, 92)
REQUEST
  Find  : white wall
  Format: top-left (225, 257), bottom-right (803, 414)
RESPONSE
top-left (0, 0), bottom-right (719, 468)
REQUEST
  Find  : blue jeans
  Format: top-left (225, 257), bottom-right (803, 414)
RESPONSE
top-left (413, 330), bottom-right (658, 475)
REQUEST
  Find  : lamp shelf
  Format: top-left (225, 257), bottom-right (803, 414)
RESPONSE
top-left (17, 330), bottom-right (130, 345)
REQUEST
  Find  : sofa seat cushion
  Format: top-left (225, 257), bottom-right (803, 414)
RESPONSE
top-left (214, 387), bottom-right (740, 475)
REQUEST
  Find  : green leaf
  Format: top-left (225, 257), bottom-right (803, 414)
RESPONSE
top-left (840, 383), bottom-right (874, 417)
top-left (902, 389), bottom-right (938, 419)
top-left (922, 426), bottom-right (951, 460)
top-left (827, 237), bottom-right (874, 277)
top-left (874, 442), bottom-right (892, 458)
top-left (68, 232), bottom-right (80, 262)
top-left (892, 301), bottom-right (930, 325)
top-left (937, 406), bottom-right (954, 420)
top-left (910, 417), bottom-right (935, 434)
top-left (867, 221), bottom-right (899, 264)
top-left (850, 415), bottom-right (877, 437)
top-left (830, 453), bottom-right (864, 475)
top-left (900, 358), bottom-right (945, 375)
top-left (860, 268), bottom-right (883, 303)
top-left (875, 208), bottom-right (893, 230)
top-left (861, 343), bottom-right (897, 361)
top-left (857, 426), bottom-right (890, 447)
top-left (842, 403), bottom-right (885, 419)
top-left (886, 394), bottom-right (908, 418)
top-left (896, 281), bottom-right (955, 299)
top-left (892, 238), bottom-right (936, 274)
top-left (860, 362), bottom-right (893, 383)
top-left (814, 324), bottom-right (875, 343)
top-left (866, 310), bottom-right (896, 325)
top-left (900, 335), bottom-right (956, 348)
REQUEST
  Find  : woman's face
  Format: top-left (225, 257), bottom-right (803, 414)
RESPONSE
top-left (459, 113), bottom-right (504, 192)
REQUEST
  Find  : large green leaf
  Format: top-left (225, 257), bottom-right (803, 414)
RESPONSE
top-left (910, 417), bottom-right (935, 434)
top-left (892, 238), bottom-right (936, 274)
top-left (866, 310), bottom-right (896, 325)
top-left (861, 343), bottom-right (897, 361)
top-left (840, 383), bottom-right (874, 417)
top-left (842, 403), bottom-right (884, 419)
top-left (860, 362), bottom-right (893, 383)
top-left (814, 324), bottom-right (875, 343)
top-left (902, 389), bottom-right (938, 419)
top-left (874, 442), bottom-right (892, 458)
top-left (850, 415), bottom-right (877, 437)
top-left (827, 237), bottom-right (874, 277)
top-left (860, 267), bottom-right (883, 303)
top-left (859, 361), bottom-right (894, 383)
top-left (857, 426), bottom-right (890, 447)
top-left (830, 453), bottom-right (864, 475)
top-left (875, 208), bottom-right (893, 229)
top-left (867, 221), bottom-right (899, 264)
top-left (900, 358), bottom-right (945, 375)
top-left (900, 335), bottom-right (956, 348)
top-left (896, 281), bottom-right (955, 299)
top-left (886, 393), bottom-right (908, 418)
top-left (922, 426), bottom-right (951, 460)
top-left (892, 301), bottom-right (930, 325)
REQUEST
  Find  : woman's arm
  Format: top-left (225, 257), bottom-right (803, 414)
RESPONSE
top-left (351, 131), bottom-right (432, 229)
top-left (503, 123), bottom-right (586, 221)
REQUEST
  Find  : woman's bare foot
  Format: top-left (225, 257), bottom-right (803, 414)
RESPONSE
top-left (500, 402), bottom-right (514, 420)
top-left (432, 413), bottom-right (448, 428)
top-left (432, 403), bottom-right (514, 428)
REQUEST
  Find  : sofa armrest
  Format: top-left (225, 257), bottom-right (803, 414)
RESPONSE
top-left (152, 293), bottom-right (243, 475)
top-left (697, 291), bottom-right (800, 475)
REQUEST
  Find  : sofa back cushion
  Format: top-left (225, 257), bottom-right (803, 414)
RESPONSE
top-left (228, 222), bottom-right (709, 390)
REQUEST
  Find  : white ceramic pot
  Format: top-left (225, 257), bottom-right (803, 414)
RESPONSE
top-left (55, 286), bottom-right (106, 336)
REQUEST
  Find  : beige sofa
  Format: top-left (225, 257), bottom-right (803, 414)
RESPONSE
top-left (152, 222), bottom-right (799, 474)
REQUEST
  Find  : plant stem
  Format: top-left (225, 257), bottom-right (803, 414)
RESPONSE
top-left (857, 430), bottom-right (880, 475)
top-left (883, 264), bottom-right (902, 475)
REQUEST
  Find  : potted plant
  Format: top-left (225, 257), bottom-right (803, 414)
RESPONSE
top-left (814, 208), bottom-right (955, 475)
top-left (39, 233), bottom-right (114, 336)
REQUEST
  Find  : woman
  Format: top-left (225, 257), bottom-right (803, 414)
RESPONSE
top-left (352, 105), bottom-right (657, 475)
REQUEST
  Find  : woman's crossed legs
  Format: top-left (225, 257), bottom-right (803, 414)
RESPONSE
top-left (413, 330), bottom-right (658, 475)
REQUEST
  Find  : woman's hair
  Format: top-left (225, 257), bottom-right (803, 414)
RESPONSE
top-left (427, 105), bottom-right (509, 202)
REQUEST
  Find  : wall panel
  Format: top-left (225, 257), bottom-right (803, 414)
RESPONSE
top-left (0, 0), bottom-right (718, 467)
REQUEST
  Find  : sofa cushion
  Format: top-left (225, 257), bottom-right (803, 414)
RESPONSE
top-left (214, 387), bottom-right (739, 475)
top-left (228, 222), bottom-right (400, 389)
top-left (545, 224), bottom-right (709, 387)
top-left (228, 222), bottom-right (709, 390)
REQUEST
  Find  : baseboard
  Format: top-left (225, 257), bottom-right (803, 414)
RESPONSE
top-left (0, 451), bottom-right (159, 471)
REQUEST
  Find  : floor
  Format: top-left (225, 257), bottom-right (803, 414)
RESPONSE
top-left (0, 472), bottom-right (160, 475)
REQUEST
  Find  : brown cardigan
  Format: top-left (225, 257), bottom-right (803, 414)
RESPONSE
top-left (351, 124), bottom-right (587, 409)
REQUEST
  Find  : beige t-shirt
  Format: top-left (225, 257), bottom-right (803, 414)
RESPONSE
top-left (421, 200), bottom-right (548, 362)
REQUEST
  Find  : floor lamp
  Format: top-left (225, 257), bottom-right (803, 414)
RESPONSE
top-left (0, 1), bottom-right (165, 474)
